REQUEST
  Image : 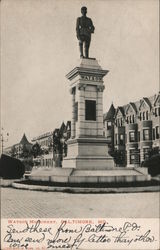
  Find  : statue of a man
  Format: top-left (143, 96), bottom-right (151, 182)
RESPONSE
top-left (76, 6), bottom-right (95, 58)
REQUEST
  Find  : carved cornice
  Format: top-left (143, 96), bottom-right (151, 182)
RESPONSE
top-left (77, 83), bottom-right (87, 90)
top-left (97, 85), bottom-right (105, 92)
top-left (66, 67), bottom-right (109, 81)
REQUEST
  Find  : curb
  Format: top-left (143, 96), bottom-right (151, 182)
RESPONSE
top-left (12, 182), bottom-right (160, 193)
top-left (0, 179), bottom-right (22, 187)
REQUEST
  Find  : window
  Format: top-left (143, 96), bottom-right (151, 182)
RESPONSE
top-left (126, 116), bottom-right (129, 124)
top-left (155, 108), bottom-right (157, 117)
top-left (107, 121), bottom-right (112, 129)
top-left (75, 102), bottom-right (78, 122)
top-left (129, 149), bottom-right (135, 164)
top-left (129, 149), bottom-right (140, 164)
top-left (129, 115), bottom-right (132, 123)
top-left (143, 148), bottom-right (150, 160)
top-left (119, 134), bottom-right (124, 145)
top-left (132, 115), bottom-right (135, 123)
top-left (120, 118), bottom-right (123, 127)
top-left (143, 129), bottom-right (150, 141)
top-left (152, 128), bottom-right (155, 140)
top-left (156, 126), bottom-right (159, 139)
top-left (143, 112), bottom-right (145, 120)
top-left (137, 131), bottom-right (140, 142)
top-left (115, 134), bottom-right (118, 145)
top-left (154, 107), bottom-right (160, 117)
top-left (85, 100), bottom-right (96, 121)
top-left (139, 112), bottom-right (142, 121)
top-left (146, 111), bottom-right (148, 120)
top-left (125, 134), bottom-right (127, 143)
top-left (130, 154), bottom-right (135, 164)
top-left (129, 131), bottom-right (136, 142)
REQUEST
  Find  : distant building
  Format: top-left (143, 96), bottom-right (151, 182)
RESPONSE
top-left (31, 121), bottom-right (71, 167)
top-left (104, 92), bottom-right (160, 167)
top-left (31, 131), bottom-right (54, 167)
top-left (4, 133), bottom-right (32, 158)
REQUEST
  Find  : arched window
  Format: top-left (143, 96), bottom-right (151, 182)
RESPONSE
top-left (143, 112), bottom-right (145, 120)
top-left (130, 115), bottom-right (132, 123)
top-left (126, 116), bottom-right (129, 124)
top-left (146, 111), bottom-right (148, 120)
top-left (139, 112), bottom-right (142, 121)
top-left (120, 118), bottom-right (123, 127)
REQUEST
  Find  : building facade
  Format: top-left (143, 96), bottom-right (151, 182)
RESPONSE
top-left (4, 133), bottom-right (32, 158)
top-left (104, 92), bottom-right (160, 167)
top-left (31, 121), bottom-right (71, 167)
top-left (31, 131), bottom-right (54, 167)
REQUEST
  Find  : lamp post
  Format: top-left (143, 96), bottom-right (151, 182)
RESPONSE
top-left (0, 128), bottom-right (9, 154)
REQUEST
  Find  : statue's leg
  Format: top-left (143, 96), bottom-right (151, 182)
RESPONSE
top-left (79, 40), bottom-right (83, 58)
top-left (84, 39), bottom-right (90, 58)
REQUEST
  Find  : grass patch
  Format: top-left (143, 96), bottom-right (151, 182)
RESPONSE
top-left (14, 179), bottom-right (160, 188)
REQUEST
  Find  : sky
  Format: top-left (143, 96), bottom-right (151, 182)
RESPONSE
top-left (1, 0), bottom-right (159, 148)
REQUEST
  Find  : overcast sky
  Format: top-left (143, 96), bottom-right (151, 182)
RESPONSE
top-left (1, 0), bottom-right (159, 147)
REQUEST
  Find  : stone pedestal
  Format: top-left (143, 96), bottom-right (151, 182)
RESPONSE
top-left (29, 59), bottom-right (150, 185)
top-left (63, 58), bottom-right (115, 169)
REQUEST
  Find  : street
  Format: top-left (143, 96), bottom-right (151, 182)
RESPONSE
top-left (1, 187), bottom-right (159, 218)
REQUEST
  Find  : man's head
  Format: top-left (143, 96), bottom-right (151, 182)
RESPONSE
top-left (81, 6), bottom-right (87, 16)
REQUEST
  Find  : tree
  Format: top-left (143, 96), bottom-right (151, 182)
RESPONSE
top-left (148, 147), bottom-right (159, 158)
top-left (10, 145), bottom-right (17, 158)
top-left (31, 143), bottom-right (43, 158)
top-left (113, 149), bottom-right (126, 166)
top-left (19, 144), bottom-right (32, 159)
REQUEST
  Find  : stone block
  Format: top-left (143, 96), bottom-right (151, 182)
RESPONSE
top-left (124, 176), bottom-right (135, 182)
top-left (30, 175), bottom-right (50, 182)
top-left (98, 176), bottom-right (116, 183)
top-left (85, 91), bottom-right (97, 98)
top-left (69, 176), bottom-right (99, 183)
top-left (50, 175), bottom-right (69, 183)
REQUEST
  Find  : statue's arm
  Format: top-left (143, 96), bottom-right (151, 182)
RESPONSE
top-left (76, 18), bottom-right (80, 39)
top-left (90, 19), bottom-right (95, 33)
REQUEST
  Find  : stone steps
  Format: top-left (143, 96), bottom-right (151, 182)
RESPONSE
top-left (71, 169), bottom-right (142, 176)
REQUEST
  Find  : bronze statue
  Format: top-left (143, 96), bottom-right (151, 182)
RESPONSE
top-left (76, 6), bottom-right (95, 58)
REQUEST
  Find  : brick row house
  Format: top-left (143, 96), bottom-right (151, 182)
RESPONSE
top-left (104, 92), bottom-right (160, 167)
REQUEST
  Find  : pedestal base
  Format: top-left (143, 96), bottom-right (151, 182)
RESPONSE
top-left (28, 167), bottom-right (151, 185)
top-left (63, 137), bottom-right (115, 169)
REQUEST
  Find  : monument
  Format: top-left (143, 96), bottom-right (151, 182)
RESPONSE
top-left (61, 7), bottom-right (150, 183)
top-left (63, 6), bottom-right (114, 170)
top-left (29, 7), bottom-right (150, 185)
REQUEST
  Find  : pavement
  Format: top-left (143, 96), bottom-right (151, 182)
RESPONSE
top-left (1, 187), bottom-right (159, 218)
